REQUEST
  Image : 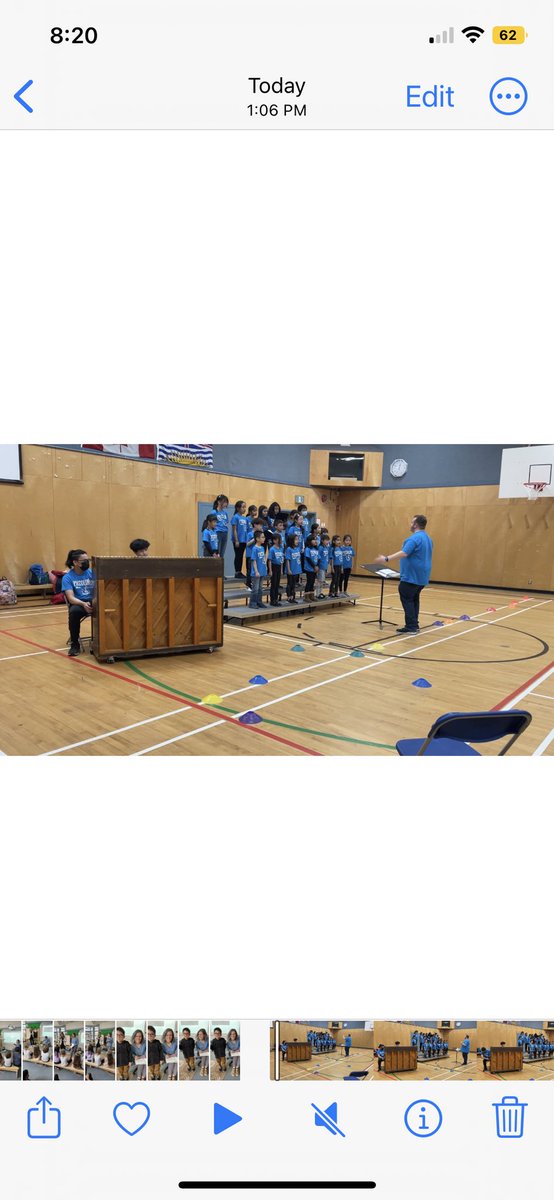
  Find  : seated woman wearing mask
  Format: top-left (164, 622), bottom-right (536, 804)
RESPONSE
top-left (62, 549), bottom-right (96, 656)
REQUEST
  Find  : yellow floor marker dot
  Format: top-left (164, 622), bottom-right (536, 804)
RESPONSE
top-left (201, 694), bottom-right (223, 705)
top-left (372, 643), bottom-right (385, 651)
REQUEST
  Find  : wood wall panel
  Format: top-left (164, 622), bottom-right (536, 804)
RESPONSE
top-left (2, 448), bottom-right (552, 590)
top-left (345, 487), bottom-right (554, 591)
top-left (0, 447), bottom-right (327, 582)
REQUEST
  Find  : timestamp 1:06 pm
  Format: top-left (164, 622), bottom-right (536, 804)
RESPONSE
top-left (248, 103), bottom-right (307, 117)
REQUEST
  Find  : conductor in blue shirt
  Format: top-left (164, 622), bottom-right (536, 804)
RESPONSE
top-left (460, 1035), bottom-right (470, 1066)
top-left (344, 1033), bottom-right (352, 1057)
top-left (375, 514), bottom-right (433, 634)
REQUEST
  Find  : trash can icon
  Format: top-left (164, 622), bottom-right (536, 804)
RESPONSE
top-left (492, 1096), bottom-right (527, 1138)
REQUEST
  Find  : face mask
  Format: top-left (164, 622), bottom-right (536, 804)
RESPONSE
top-left (79, 559), bottom-right (90, 570)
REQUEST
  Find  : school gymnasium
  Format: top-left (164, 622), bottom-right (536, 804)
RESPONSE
top-left (0, 443), bottom-right (552, 757)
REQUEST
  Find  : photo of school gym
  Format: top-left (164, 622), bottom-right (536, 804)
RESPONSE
top-left (84, 1021), bottom-right (116, 1079)
top-left (271, 1021), bottom-right (375, 1080)
top-left (373, 1021), bottom-right (480, 1080)
top-left (1, 443), bottom-right (552, 757)
top-left (474, 1021), bottom-right (554, 1081)
top-left (22, 1020), bottom-right (54, 1081)
top-left (0, 1021), bottom-right (22, 1080)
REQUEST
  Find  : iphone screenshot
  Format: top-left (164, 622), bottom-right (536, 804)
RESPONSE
top-left (1, 1), bottom-right (551, 1198)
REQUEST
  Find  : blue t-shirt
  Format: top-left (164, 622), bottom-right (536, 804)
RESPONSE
top-left (304, 547), bottom-right (319, 571)
top-left (342, 545), bottom-right (355, 568)
top-left (318, 544), bottom-right (330, 569)
top-left (209, 508), bottom-right (229, 533)
top-left (286, 546), bottom-right (302, 575)
top-left (202, 528), bottom-right (218, 553)
top-left (269, 546), bottom-right (284, 566)
top-left (231, 513), bottom-right (248, 543)
top-left (331, 545), bottom-right (344, 566)
top-left (400, 531), bottom-right (433, 585)
top-left (251, 544), bottom-right (267, 577)
top-left (61, 568), bottom-right (96, 602)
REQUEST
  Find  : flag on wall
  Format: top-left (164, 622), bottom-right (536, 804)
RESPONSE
top-left (157, 444), bottom-right (214, 468)
top-left (81, 444), bottom-right (156, 458)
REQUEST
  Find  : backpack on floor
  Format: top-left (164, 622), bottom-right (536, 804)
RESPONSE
top-left (28, 563), bottom-right (49, 585)
top-left (0, 577), bottom-right (17, 606)
top-left (48, 569), bottom-right (66, 604)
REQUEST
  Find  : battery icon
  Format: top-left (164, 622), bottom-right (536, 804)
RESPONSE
top-left (492, 26), bottom-right (528, 43)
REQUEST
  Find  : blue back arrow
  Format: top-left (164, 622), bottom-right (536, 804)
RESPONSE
top-left (14, 80), bottom-right (34, 113)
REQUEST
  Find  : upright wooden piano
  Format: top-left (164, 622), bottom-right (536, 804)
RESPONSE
top-left (489, 1046), bottom-right (523, 1074)
top-left (91, 557), bottom-right (224, 661)
top-left (384, 1045), bottom-right (418, 1073)
top-left (286, 1042), bottom-right (311, 1062)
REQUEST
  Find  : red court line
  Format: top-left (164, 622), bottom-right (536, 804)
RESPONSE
top-left (491, 660), bottom-right (554, 711)
top-left (0, 628), bottom-right (321, 757)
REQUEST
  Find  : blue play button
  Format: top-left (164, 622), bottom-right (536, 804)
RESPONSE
top-left (213, 1103), bottom-right (243, 1135)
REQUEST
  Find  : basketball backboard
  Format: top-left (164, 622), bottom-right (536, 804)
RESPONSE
top-left (499, 445), bottom-right (554, 499)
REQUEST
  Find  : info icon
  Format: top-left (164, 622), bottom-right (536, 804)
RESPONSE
top-left (404, 1099), bottom-right (443, 1138)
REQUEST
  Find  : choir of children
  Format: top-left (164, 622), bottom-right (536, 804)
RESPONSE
top-left (203, 496), bottom-right (355, 608)
top-left (306, 1029), bottom-right (337, 1054)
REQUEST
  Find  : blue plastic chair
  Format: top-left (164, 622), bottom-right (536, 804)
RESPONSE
top-left (396, 709), bottom-right (532, 756)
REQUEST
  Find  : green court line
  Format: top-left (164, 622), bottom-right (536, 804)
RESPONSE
top-left (124, 660), bottom-right (396, 752)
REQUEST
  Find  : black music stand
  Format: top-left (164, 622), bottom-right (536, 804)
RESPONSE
top-left (361, 563), bottom-right (400, 629)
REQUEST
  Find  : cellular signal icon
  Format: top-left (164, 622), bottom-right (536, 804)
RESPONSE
top-left (462, 25), bottom-right (485, 42)
top-left (429, 27), bottom-right (454, 44)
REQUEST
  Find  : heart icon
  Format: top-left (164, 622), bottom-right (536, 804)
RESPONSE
top-left (113, 1102), bottom-right (151, 1136)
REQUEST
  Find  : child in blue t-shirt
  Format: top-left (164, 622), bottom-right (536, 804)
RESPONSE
top-left (249, 531), bottom-right (267, 608)
top-left (245, 518), bottom-right (264, 590)
top-left (208, 495), bottom-right (229, 558)
top-left (202, 515), bottom-right (219, 557)
top-left (268, 534), bottom-right (284, 607)
top-left (231, 500), bottom-right (249, 579)
top-left (329, 536), bottom-right (343, 597)
top-left (340, 535), bottom-right (355, 594)
top-left (316, 534), bottom-right (331, 599)
top-left (303, 537), bottom-right (319, 599)
top-left (285, 534), bottom-right (302, 602)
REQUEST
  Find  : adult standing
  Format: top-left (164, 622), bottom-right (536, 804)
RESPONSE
top-left (344, 1033), bottom-right (352, 1058)
top-left (460, 1034), bottom-right (470, 1066)
top-left (375, 514), bottom-right (433, 634)
top-left (62, 549), bottom-right (96, 656)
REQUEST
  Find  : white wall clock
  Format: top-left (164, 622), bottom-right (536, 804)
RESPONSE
top-left (390, 458), bottom-right (408, 478)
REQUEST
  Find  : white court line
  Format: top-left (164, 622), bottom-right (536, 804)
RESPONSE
top-left (0, 648), bottom-right (67, 663)
top-left (530, 693), bottom-right (554, 702)
top-left (41, 647), bottom-right (365, 754)
top-left (0, 609), bottom-right (64, 620)
top-left (499, 664), bottom-right (554, 711)
top-left (133, 598), bottom-right (553, 755)
top-left (532, 728), bottom-right (554, 756)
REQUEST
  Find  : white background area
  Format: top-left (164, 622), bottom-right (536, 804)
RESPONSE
top-left (1, 120), bottom-right (552, 1198)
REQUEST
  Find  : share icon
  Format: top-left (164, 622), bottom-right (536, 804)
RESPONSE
top-left (311, 1101), bottom-right (346, 1137)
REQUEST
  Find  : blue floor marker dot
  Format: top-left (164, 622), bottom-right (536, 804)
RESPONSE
top-left (249, 675), bottom-right (268, 685)
top-left (432, 620), bottom-right (444, 627)
top-left (291, 644), bottom-right (305, 652)
top-left (460, 614), bottom-right (471, 621)
top-left (239, 711), bottom-right (263, 724)
top-left (412, 677), bottom-right (432, 688)
top-left (350, 649), bottom-right (364, 658)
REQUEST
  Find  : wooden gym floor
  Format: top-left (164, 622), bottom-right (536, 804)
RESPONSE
top-left (278, 1047), bottom-right (375, 1081)
top-left (275, 1050), bottom-right (554, 1083)
top-left (1, 579), bottom-right (552, 756)
top-left (372, 1053), bottom-right (554, 1083)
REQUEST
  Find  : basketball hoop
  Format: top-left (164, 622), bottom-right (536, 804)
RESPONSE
top-left (523, 481), bottom-right (547, 500)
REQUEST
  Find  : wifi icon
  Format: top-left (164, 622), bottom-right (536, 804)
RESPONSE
top-left (462, 25), bottom-right (485, 42)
